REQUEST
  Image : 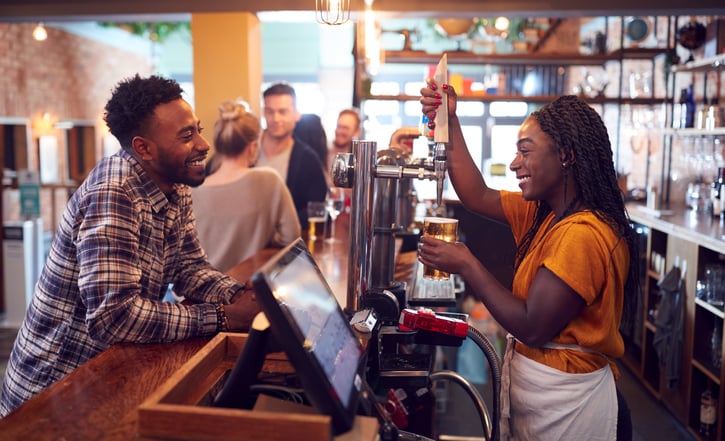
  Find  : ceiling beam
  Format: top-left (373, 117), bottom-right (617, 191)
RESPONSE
top-left (0, 0), bottom-right (722, 22)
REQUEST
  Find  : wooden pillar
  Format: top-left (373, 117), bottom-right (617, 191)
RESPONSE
top-left (191, 12), bottom-right (262, 149)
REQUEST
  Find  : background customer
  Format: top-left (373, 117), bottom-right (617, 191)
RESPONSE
top-left (328, 108), bottom-right (361, 170)
top-left (193, 100), bottom-right (300, 272)
top-left (257, 83), bottom-right (328, 229)
top-left (294, 113), bottom-right (329, 171)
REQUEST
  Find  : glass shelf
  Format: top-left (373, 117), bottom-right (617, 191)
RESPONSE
top-left (671, 53), bottom-right (725, 73)
top-left (696, 297), bottom-right (725, 319)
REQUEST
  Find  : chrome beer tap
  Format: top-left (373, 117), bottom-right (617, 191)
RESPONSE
top-left (331, 140), bottom-right (443, 313)
top-left (433, 142), bottom-right (447, 207)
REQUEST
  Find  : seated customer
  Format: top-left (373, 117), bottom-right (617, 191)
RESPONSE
top-left (0, 74), bottom-right (259, 417)
top-left (192, 100), bottom-right (301, 272)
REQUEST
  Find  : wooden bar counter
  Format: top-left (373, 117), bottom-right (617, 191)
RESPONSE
top-left (0, 213), bottom-right (406, 441)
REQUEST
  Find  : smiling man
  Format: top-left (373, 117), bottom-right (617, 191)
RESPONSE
top-left (257, 83), bottom-right (328, 229)
top-left (328, 108), bottom-right (360, 165)
top-left (0, 74), bottom-right (260, 417)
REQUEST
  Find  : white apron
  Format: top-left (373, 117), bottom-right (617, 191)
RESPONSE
top-left (500, 334), bottom-right (617, 441)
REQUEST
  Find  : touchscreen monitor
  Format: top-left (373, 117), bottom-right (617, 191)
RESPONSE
top-left (250, 238), bottom-right (364, 435)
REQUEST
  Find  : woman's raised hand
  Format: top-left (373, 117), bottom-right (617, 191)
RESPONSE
top-left (419, 80), bottom-right (458, 131)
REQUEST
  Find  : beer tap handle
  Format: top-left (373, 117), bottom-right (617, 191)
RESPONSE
top-left (434, 142), bottom-right (447, 206)
top-left (330, 153), bottom-right (355, 188)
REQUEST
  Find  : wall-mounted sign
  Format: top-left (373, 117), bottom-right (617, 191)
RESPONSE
top-left (18, 169), bottom-right (40, 218)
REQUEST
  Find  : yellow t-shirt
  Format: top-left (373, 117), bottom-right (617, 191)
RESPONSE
top-left (500, 191), bottom-right (629, 379)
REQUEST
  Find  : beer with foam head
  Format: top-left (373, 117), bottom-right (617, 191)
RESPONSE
top-left (422, 217), bottom-right (458, 279)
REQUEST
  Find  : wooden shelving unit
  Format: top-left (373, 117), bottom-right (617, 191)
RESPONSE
top-left (362, 93), bottom-right (669, 105)
top-left (629, 206), bottom-right (725, 441)
top-left (382, 47), bottom-right (670, 66)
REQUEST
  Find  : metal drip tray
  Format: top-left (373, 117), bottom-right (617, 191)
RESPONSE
top-left (378, 352), bottom-right (433, 388)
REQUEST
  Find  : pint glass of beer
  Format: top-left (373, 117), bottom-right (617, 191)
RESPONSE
top-left (307, 201), bottom-right (328, 241)
top-left (422, 217), bottom-right (458, 280)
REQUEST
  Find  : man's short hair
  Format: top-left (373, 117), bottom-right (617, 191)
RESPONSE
top-left (263, 82), bottom-right (297, 105)
top-left (103, 74), bottom-right (183, 151)
top-left (338, 108), bottom-right (361, 129)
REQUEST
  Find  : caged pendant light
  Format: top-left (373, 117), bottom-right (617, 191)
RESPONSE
top-left (315, 0), bottom-right (350, 26)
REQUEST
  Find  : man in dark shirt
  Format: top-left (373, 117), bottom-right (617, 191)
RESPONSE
top-left (257, 83), bottom-right (328, 229)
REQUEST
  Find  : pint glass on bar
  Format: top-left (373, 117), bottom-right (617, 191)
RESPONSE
top-left (307, 201), bottom-right (328, 241)
top-left (308, 217), bottom-right (327, 241)
top-left (422, 217), bottom-right (458, 280)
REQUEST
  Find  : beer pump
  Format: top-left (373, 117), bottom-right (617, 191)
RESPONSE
top-left (331, 56), bottom-right (451, 315)
top-left (330, 139), bottom-right (447, 315)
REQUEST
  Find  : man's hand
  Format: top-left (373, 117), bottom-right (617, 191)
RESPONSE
top-left (225, 289), bottom-right (261, 332)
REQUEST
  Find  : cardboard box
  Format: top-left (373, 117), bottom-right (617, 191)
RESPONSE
top-left (137, 332), bottom-right (378, 441)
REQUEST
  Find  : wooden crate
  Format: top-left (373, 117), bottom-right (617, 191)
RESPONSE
top-left (137, 332), bottom-right (377, 441)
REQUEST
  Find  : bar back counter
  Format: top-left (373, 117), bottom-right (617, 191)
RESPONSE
top-left (625, 203), bottom-right (725, 440)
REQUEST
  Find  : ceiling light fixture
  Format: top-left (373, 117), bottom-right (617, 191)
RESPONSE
top-left (32, 22), bottom-right (48, 41)
top-left (363, 0), bottom-right (382, 75)
top-left (315, 0), bottom-right (350, 26)
top-left (364, 12), bottom-right (380, 75)
top-left (494, 17), bottom-right (510, 32)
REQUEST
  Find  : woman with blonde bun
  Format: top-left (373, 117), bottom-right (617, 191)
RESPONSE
top-left (193, 100), bottom-right (301, 272)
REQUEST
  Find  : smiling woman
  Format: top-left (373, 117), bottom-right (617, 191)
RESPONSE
top-left (420, 82), bottom-right (640, 440)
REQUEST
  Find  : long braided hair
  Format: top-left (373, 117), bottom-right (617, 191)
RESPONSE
top-left (513, 95), bottom-right (640, 325)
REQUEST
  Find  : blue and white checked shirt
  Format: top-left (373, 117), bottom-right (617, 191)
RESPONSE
top-left (0, 149), bottom-right (242, 416)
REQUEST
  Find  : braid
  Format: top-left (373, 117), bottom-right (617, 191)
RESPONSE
top-left (517, 96), bottom-right (640, 323)
top-left (514, 202), bottom-right (550, 270)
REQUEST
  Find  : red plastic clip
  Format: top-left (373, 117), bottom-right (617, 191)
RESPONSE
top-left (399, 308), bottom-right (468, 338)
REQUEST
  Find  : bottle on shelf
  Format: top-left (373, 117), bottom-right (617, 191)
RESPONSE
top-left (697, 96), bottom-right (710, 130)
top-left (699, 382), bottom-right (718, 437)
top-left (647, 184), bottom-right (660, 211)
top-left (674, 88), bottom-right (688, 129)
top-left (711, 167), bottom-right (724, 217)
top-left (685, 84), bottom-right (696, 129)
top-left (707, 97), bottom-right (721, 130)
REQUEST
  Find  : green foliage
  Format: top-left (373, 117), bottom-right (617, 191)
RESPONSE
top-left (99, 22), bottom-right (190, 42)
top-left (474, 17), bottom-right (538, 42)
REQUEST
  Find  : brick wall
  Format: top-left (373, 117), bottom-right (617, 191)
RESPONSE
top-left (1, 23), bottom-right (154, 227)
top-left (0, 22), bottom-right (153, 123)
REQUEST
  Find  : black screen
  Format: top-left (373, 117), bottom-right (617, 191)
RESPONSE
top-left (251, 238), bottom-right (364, 434)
